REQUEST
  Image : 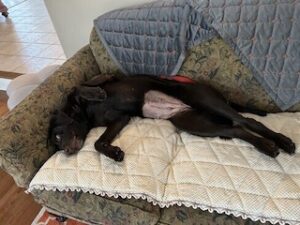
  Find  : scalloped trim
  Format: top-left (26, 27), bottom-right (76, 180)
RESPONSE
top-left (27, 184), bottom-right (297, 225)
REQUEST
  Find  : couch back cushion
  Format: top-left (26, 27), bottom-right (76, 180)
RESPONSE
top-left (89, 28), bottom-right (122, 75)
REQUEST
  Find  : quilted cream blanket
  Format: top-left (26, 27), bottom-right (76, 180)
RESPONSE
top-left (28, 113), bottom-right (300, 225)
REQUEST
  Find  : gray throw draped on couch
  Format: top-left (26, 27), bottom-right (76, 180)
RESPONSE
top-left (94, 0), bottom-right (300, 111)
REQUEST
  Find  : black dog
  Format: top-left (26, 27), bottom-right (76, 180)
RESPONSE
top-left (48, 74), bottom-right (296, 161)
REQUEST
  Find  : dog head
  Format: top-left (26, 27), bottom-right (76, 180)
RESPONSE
top-left (48, 85), bottom-right (107, 154)
top-left (48, 110), bottom-right (89, 155)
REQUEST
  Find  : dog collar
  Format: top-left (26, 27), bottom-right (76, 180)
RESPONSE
top-left (160, 75), bottom-right (196, 84)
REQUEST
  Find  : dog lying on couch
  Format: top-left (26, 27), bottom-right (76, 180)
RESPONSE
top-left (48, 74), bottom-right (296, 161)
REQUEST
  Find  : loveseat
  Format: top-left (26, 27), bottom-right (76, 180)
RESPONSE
top-left (1, 27), bottom-right (297, 225)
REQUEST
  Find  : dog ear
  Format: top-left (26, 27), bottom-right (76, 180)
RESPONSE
top-left (68, 87), bottom-right (82, 104)
top-left (77, 86), bottom-right (107, 102)
top-left (47, 112), bottom-right (57, 147)
top-left (47, 111), bottom-right (69, 151)
top-left (82, 74), bottom-right (116, 87)
top-left (52, 109), bottom-right (59, 115)
top-left (50, 110), bottom-right (73, 125)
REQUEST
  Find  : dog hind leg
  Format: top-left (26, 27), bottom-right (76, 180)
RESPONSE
top-left (175, 85), bottom-right (295, 155)
top-left (169, 110), bottom-right (280, 157)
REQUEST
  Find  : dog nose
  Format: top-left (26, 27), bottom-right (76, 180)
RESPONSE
top-left (64, 146), bottom-right (78, 155)
top-left (64, 148), bottom-right (73, 155)
top-left (64, 139), bottom-right (83, 155)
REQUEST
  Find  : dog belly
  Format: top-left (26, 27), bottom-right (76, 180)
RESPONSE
top-left (142, 90), bottom-right (191, 119)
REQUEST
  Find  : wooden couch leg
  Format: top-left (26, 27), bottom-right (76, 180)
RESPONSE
top-left (56, 215), bottom-right (68, 222)
top-left (48, 212), bottom-right (68, 222)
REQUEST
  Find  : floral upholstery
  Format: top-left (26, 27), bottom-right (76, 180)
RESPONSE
top-left (0, 46), bottom-right (100, 187)
top-left (31, 189), bottom-right (274, 225)
top-left (31, 189), bottom-right (161, 225)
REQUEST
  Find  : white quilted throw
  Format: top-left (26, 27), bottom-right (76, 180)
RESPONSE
top-left (28, 113), bottom-right (300, 225)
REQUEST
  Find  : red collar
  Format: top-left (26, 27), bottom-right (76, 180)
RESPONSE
top-left (160, 75), bottom-right (196, 84)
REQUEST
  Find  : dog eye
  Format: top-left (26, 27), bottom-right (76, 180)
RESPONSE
top-left (55, 134), bottom-right (61, 142)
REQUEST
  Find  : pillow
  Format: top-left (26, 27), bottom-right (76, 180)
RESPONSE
top-left (7, 65), bottom-right (61, 110)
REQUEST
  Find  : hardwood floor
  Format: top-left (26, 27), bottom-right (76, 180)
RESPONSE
top-left (0, 91), bottom-right (42, 225)
top-left (0, 71), bottom-right (22, 80)
top-left (0, 91), bottom-right (8, 117)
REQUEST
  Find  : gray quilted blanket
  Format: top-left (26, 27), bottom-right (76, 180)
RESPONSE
top-left (94, 0), bottom-right (300, 110)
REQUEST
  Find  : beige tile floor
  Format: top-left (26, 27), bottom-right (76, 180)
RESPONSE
top-left (0, 0), bottom-right (66, 75)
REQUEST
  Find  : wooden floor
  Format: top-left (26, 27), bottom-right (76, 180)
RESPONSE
top-left (0, 71), bottom-right (22, 80)
top-left (0, 91), bottom-right (42, 225)
top-left (0, 92), bottom-right (8, 116)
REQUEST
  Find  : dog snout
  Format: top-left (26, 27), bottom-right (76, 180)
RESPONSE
top-left (73, 138), bottom-right (83, 150)
top-left (64, 138), bottom-right (83, 155)
top-left (64, 147), bottom-right (74, 155)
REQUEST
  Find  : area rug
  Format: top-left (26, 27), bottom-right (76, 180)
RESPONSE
top-left (31, 207), bottom-right (87, 225)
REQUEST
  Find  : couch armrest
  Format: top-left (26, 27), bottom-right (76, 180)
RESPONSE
top-left (0, 45), bottom-right (100, 188)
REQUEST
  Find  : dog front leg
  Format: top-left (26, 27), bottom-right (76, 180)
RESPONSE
top-left (94, 116), bottom-right (130, 161)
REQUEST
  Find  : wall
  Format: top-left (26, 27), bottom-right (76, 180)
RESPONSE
top-left (44, 0), bottom-right (154, 58)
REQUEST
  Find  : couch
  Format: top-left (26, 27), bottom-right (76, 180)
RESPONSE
top-left (1, 27), bottom-right (295, 225)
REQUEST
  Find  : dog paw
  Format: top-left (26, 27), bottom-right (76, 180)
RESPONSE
top-left (275, 134), bottom-right (296, 154)
top-left (220, 136), bottom-right (232, 140)
top-left (258, 139), bottom-right (280, 158)
top-left (111, 146), bottom-right (125, 162)
top-left (95, 141), bottom-right (124, 161)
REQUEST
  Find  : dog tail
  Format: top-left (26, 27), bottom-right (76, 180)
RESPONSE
top-left (229, 103), bottom-right (267, 116)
